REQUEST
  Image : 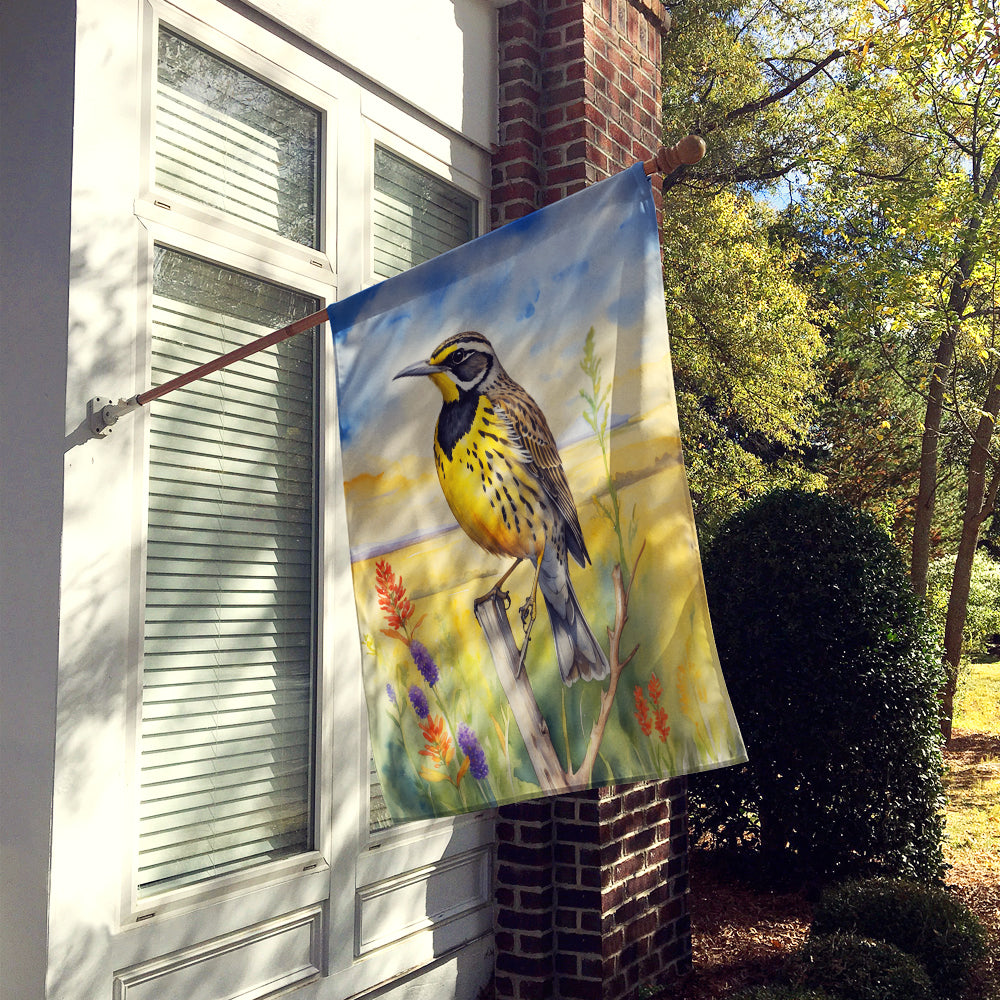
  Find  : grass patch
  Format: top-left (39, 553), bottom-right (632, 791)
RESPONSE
top-left (945, 658), bottom-right (1000, 1000)
top-left (947, 660), bottom-right (1000, 868)
top-left (955, 660), bottom-right (1000, 736)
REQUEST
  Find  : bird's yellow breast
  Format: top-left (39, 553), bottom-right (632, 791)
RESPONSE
top-left (434, 395), bottom-right (546, 561)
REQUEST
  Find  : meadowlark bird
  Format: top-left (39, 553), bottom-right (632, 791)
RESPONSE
top-left (394, 331), bottom-right (610, 686)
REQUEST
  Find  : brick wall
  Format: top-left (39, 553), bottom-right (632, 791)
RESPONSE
top-left (492, 0), bottom-right (668, 227)
top-left (490, 3), bottom-right (692, 998)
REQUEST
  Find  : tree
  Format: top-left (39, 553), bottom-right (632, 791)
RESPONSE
top-left (662, 188), bottom-right (825, 537)
top-left (661, 0), bottom-right (853, 194)
top-left (659, 1), bottom-right (846, 537)
top-left (802, 0), bottom-right (1000, 736)
top-left (660, 0), bottom-right (999, 737)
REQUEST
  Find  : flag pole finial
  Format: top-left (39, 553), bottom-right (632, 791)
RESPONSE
top-left (643, 135), bottom-right (706, 177)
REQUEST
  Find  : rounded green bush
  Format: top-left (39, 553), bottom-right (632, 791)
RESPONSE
top-left (793, 933), bottom-right (934, 1000)
top-left (812, 878), bottom-right (988, 998)
top-left (691, 489), bottom-right (946, 881)
top-left (732, 987), bottom-right (839, 1000)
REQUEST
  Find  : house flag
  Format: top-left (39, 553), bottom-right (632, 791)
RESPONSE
top-left (329, 163), bottom-right (746, 822)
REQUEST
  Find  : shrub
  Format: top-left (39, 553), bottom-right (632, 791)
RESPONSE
top-left (792, 933), bottom-right (934, 1000)
top-left (732, 987), bottom-right (838, 1000)
top-left (811, 878), bottom-right (988, 998)
top-left (927, 550), bottom-right (1000, 659)
top-left (691, 489), bottom-right (946, 881)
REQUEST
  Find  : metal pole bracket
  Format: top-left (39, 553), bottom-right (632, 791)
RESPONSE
top-left (88, 396), bottom-right (140, 438)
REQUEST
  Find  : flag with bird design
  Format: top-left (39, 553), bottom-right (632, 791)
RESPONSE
top-left (329, 163), bottom-right (746, 822)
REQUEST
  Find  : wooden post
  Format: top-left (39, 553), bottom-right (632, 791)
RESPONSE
top-left (474, 592), bottom-right (566, 791)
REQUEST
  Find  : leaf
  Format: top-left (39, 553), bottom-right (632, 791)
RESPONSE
top-left (420, 767), bottom-right (450, 783)
top-left (491, 713), bottom-right (508, 754)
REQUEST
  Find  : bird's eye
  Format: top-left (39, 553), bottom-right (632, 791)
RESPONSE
top-left (450, 349), bottom-right (466, 365)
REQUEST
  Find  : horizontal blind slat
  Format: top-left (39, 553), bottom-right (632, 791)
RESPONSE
top-left (139, 242), bottom-right (317, 895)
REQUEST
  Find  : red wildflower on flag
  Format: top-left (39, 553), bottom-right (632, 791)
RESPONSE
top-left (375, 559), bottom-right (414, 631)
top-left (634, 685), bottom-right (653, 736)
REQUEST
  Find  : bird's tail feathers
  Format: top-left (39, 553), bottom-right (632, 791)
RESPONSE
top-left (541, 581), bottom-right (610, 686)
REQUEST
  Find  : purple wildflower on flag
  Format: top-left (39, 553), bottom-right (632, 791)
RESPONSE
top-left (457, 723), bottom-right (489, 780)
top-left (386, 683), bottom-right (397, 705)
top-left (410, 640), bottom-right (439, 687)
top-left (408, 685), bottom-right (430, 719)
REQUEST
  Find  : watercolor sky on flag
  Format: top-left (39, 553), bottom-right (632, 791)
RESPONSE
top-left (330, 163), bottom-right (662, 563)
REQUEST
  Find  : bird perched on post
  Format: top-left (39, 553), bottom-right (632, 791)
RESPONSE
top-left (394, 332), bottom-right (610, 686)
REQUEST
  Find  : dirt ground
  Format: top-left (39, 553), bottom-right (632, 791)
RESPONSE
top-left (673, 733), bottom-right (1000, 999)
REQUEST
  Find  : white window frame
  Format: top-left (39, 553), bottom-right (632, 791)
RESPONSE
top-left (124, 0), bottom-right (339, 930)
top-left (111, 1), bottom-right (496, 992)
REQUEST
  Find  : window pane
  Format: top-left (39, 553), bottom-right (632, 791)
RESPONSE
top-left (139, 247), bottom-right (318, 895)
top-left (372, 146), bottom-right (477, 279)
top-left (156, 28), bottom-right (320, 248)
top-left (368, 150), bottom-right (478, 832)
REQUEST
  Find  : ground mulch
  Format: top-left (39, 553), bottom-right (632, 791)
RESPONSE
top-left (672, 733), bottom-right (1000, 999)
top-left (675, 850), bottom-right (814, 999)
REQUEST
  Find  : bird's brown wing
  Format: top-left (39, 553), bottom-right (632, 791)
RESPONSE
top-left (493, 383), bottom-right (589, 567)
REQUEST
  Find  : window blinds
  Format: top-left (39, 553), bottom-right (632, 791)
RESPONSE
top-left (156, 28), bottom-right (320, 248)
top-left (138, 248), bottom-right (318, 895)
top-left (372, 146), bottom-right (477, 280)
top-left (368, 148), bottom-right (477, 832)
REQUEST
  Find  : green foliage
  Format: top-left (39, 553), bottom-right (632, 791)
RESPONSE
top-left (691, 489), bottom-right (947, 881)
top-left (791, 934), bottom-right (934, 1000)
top-left (811, 878), bottom-right (988, 999)
top-left (664, 188), bottom-right (826, 540)
top-left (732, 987), bottom-right (837, 1000)
top-left (661, 0), bottom-right (850, 192)
top-left (927, 550), bottom-right (1000, 659)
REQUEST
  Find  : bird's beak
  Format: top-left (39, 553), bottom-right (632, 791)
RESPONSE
top-left (393, 359), bottom-right (442, 380)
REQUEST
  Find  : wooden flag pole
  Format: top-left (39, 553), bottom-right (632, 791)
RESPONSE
top-left (88, 136), bottom-right (704, 438)
top-left (87, 306), bottom-right (330, 437)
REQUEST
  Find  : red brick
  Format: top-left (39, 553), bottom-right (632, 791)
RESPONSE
top-left (542, 105), bottom-right (567, 129)
top-left (542, 67), bottom-right (566, 88)
top-left (502, 120), bottom-right (543, 144)
top-left (520, 886), bottom-right (554, 910)
top-left (542, 40), bottom-right (587, 69)
top-left (503, 79), bottom-right (541, 104)
top-left (545, 164), bottom-right (589, 188)
top-left (545, 119), bottom-right (589, 146)
top-left (494, 138), bottom-right (541, 164)
top-left (547, 3), bottom-right (588, 29)
top-left (503, 40), bottom-right (539, 63)
top-left (540, 28), bottom-right (564, 49)
top-left (560, 979), bottom-right (604, 1000)
top-left (499, 100), bottom-right (541, 126)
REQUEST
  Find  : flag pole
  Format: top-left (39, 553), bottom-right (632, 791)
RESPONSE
top-left (87, 307), bottom-right (330, 437)
top-left (88, 135), bottom-right (705, 438)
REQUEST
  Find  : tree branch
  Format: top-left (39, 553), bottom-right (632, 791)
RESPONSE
top-left (710, 49), bottom-right (847, 133)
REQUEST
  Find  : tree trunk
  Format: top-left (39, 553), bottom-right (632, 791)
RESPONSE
top-left (940, 373), bottom-right (1000, 741)
top-left (910, 160), bottom-right (1000, 596)
top-left (910, 328), bottom-right (955, 598)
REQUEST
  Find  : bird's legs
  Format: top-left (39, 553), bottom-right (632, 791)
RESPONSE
top-left (516, 546), bottom-right (544, 675)
top-left (474, 557), bottom-right (522, 611)
top-left (472, 553), bottom-right (541, 676)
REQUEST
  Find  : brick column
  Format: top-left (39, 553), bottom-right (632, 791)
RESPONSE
top-left (491, 3), bottom-right (691, 999)
top-left (492, 0), bottom-right (668, 226)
